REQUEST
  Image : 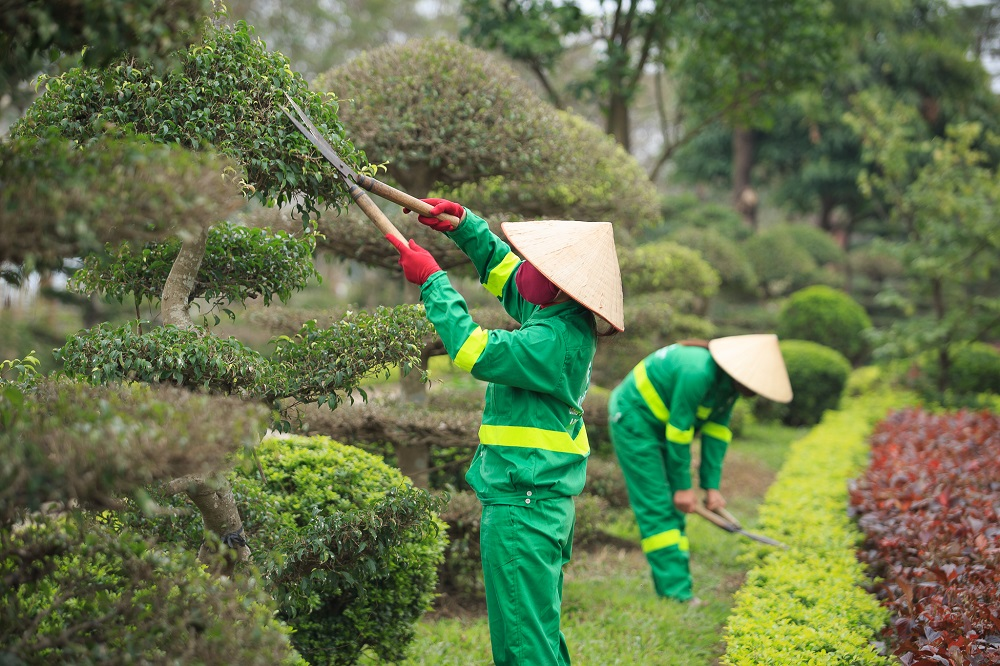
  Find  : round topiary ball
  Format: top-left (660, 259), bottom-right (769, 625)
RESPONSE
top-left (777, 285), bottom-right (872, 364)
top-left (755, 339), bottom-right (852, 426)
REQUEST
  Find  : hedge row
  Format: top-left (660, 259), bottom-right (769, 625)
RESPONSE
top-left (722, 385), bottom-right (914, 665)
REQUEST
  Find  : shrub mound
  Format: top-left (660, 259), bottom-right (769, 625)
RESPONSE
top-left (778, 285), bottom-right (872, 364)
top-left (755, 339), bottom-right (852, 426)
top-left (850, 408), bottom-right (1000, 663)
top-left (127, 434), bottom-right (446, 665)
top-left (723, 388), bottom-right (913, 665)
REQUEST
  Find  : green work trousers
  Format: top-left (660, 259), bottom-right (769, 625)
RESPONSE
top-left (480, 497), bottom-right (575, 666)
top-left (608, 392), bottom-right (693, 601)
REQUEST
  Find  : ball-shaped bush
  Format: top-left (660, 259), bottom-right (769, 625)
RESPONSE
top-left (777, 285), bottom-right (872, 364)
top-left (670, 226), bottom-right (758, 295)
top-left (756, 340), bottom-right (852, 426)
top-left (316, 38), bottom-right (659, 231)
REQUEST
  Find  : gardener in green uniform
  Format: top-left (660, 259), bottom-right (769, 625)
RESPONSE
top-left (387, 198), bottom-right (624, 666)
top-left (608, 335), bottom-right (792, 603)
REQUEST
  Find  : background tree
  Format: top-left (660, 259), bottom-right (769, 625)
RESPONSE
top-left (846, 91), bottom-right (1000, 393)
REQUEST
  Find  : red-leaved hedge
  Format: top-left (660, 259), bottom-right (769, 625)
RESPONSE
top-left (850, 408), bottom-right (1000, 665)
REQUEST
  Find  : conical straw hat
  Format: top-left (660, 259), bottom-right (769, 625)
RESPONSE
top-left (708, 334), bottom-right (793, 403)
top-left (501, 220), bottom-right (624, 331)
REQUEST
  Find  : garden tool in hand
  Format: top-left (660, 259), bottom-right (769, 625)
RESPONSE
top-left (281, 93), bottom-right (461, 242)
top-left (692, 504), bottom-right (787, 548)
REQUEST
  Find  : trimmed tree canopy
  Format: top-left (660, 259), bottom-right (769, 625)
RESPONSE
top-left (12, 15), bottom-right (368, 223)
top-left (313, 38), bottom-right (660, 268)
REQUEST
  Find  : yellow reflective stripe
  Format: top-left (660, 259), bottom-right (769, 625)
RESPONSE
top-left (484, 253), bottom-right (521, 298)
top-left (454, 326), bottom-right (489, 372)
top-left (667, 424), bottom-right (694, 445)
top-left (702, 421), bottom-right (733, 444)
top-left (697, 405), bottom-right (711, 419)
top-left (641, 529), bottom-right (690, 553)
top-left (633, 361), bottom-right (669, 422)
top-left (479, 424), bottom-right (590, 456)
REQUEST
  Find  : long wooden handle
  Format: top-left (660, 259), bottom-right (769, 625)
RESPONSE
top-left (355, 174), bottom-right (463, 228)
top-left (347, 182), bottom-right (405, 242)
top-left (691, 504), bottom-right (738, 532)
top-left (714, 507), bottom-right (742, 530)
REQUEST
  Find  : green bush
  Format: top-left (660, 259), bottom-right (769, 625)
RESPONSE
top-left (124, 434), bottom-right (446, 665)
top-left (755, 340), bottom-right (852, 426)
top-left (669, 226), bottom-right (758, 295)
top-left (2, 516), bottom-right (300, 665)
top-left (723, 389), bottom-right (915, 665)
top-left (236, 436), bottom-right (446, 665)
top-left (657, 193), bottom-right (752, 241)
top-left (777, 285), bottom-right (873, 364)
top-left (779, 224), bottom-right (845, 266)
top-left (744, 230), bottom-right (817, 297)
top-left (318, 38), bottom-right (658, 232)
top-left (619, 240), bottom-right (721, 301)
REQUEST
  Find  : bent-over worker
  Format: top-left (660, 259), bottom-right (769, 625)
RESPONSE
top-left (608, 335), bottom-right (792, 603)
top-left (387, 198), bottom-right (624, 666)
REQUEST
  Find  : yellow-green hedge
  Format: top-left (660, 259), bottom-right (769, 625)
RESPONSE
top-left (722, 386), bottom-right (915, 665)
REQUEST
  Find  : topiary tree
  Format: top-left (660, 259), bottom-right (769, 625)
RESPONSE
top-left (309, 37), bottom-right (666, 485)
top-left (755, 339), bottom-right (852, 426)
top-left (4, 6), bottom-right (444, 661)
top-left (777, 285), bottom-right (873, 364)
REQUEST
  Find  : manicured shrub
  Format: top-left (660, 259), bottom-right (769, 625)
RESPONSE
top-left (658, 193), bottom-right (752, 241)
top-left (777, 285), bottom-right (872, 364)
top-left (124, 435), bottom-right (446, 665)
top-left (723, 388), bottom-right (914, 665)
top-left (744, 230), bottom-right (817, 297)
top-left (669, 226), bottom-right (758, 295)
top-left (779, 223), bottom-right (845, 266)
top-left (318, 38), bottom-right (658, 232)
top-left (756, 340), bottom-right (852, 426)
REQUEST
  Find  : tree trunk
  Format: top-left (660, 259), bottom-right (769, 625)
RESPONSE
top-left (161, 227), bottom-right (209, 328)
top-left (160, 224), bottom-right (251, 570)
top-left (607, 93), bottom-right (631, 154)
top-left (731, 127), bottom-right (757, 229)
top-left (932, 277), bottom-right (950, 392)
top-left (396, 344), bottom-right (435, 488)
top-left (166, 476), bottom-right (250, 576)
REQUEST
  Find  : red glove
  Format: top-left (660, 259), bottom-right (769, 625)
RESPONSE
top-left (386, 235), bottom-right (442, 285)
top-left (402, 197), bottom-right (464, 232)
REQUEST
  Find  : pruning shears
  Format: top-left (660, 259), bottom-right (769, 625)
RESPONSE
top-left (281, 93), bottom-right (461, 242)
top-left (692, 504), bottom-right (787, 548)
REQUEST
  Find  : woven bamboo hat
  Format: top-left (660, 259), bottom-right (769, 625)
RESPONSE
top-left (501, 220), bottom-right (624, 331)
top-left (708, 334), bottom-right (793, 403)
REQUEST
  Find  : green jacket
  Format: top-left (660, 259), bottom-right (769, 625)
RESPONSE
top-left (612, 344), bottom-right (737, 490)
top-left (419, 210), bottom-right (597, 503)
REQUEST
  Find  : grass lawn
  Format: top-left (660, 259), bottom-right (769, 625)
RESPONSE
top-left (363, 421), bottom-right (804, 665)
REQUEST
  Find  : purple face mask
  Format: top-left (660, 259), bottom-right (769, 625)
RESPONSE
top-left (515, 261), bottom-right (560, 306)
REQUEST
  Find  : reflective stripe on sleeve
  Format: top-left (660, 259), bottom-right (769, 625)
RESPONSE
top-left (641, 529), bottom-right (690, 554)
top-left (484, 253), bottom-right (521, 298)
top-left (701, 421), bottom-right (733, 443)
top-left (696, 405), bottom-right (711, 419)
top-left (479, 423), bottom-right (590, 456)
top-left (667, 423), bottom-right (694, 445)
top-left (632, 361), bottom-right (669, 422)
top-left (454, 326), bottom-right (489, 372)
